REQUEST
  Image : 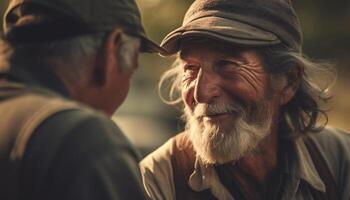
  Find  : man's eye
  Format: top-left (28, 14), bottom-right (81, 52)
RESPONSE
top-left (216, 60), bottom-right (241, 76)
top-left (182, 64), bottom-right (199, 85)
top-left (184, 64), bottom-right (199, 72)
top-left (217, 60), bottom-right (240, 70)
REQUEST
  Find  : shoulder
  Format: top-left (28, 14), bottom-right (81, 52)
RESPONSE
top-left (23, 108), bottom-right (144, 199)
top-left (23, 101), bottom-right (140, 172)
top-left (308, 126), bottom-right (350, 158)
top-left (308, 126), bottom-right (350, 195)
top-left (35, 108), bottom-right (137, 158)
top-left (140, 132), bottom-right (192, 200)
top-left (140, 132), bottom-right (192, 173)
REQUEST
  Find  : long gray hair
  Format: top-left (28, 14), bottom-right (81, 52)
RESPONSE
top-left (158, 44), bottom-right (336, 136)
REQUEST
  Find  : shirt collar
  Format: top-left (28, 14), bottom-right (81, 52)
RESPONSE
top-left (188, 157), bottom-right (234, 200)
top-left (187, 137), bottom-right (326, 200)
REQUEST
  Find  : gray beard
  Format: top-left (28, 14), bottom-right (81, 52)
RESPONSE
top-left (184, 101), bottom-right (273, 165)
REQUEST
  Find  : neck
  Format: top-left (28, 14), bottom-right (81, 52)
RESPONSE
top-left (7, 65), bottom-right (70, 97)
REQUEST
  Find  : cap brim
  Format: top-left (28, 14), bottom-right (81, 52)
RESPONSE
top-left (140, 34), bottom-right (168, 55)
top-left (161, 16), bottom-right (281, 56)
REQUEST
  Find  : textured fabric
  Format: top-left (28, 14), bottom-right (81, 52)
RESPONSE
top-left (20, 109), bottom-right (147, 200)
top-left (0, 81), bottom-right (82, 200)
top-left (303, 136), bottom-right (338, 200)
top-left (171, 133), bottom-right (217, 200)
top-left (161, 0), bottom-right (302, 55)
top-left (0, 81), bottom-right (148, 200)
top-left (3, 0), bottom-right (165, 53)
top-left (140, 128), bottom-right (350, 200)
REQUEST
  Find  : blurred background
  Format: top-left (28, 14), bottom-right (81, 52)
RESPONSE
top-left (1, 0), bottom-right (349, 157)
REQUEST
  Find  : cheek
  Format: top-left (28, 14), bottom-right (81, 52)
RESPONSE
top-left (224, 73), bottom-right (269, 103)
top-left (120, 79), bottom-right (130, 98)
top-left (121, 75), bottom-right (131, 97)
top-left (182, 86), bottom-right (195, 111)
top-left (113, 75), bottom-right (131, 109)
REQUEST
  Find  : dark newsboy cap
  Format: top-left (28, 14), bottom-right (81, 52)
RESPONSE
top-left (161, 0), bottom-right (302, 55)
top-left (3, 0), bottom-right (166, 54)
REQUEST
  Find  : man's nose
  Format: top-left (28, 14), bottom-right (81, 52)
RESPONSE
top-left (194, 69), bottom-right (221, 104)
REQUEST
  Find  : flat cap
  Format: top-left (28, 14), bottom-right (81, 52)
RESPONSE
top-left (3, 0), bottom-right (166, 54)
top-left (162, 0), bottom-right (302, 55)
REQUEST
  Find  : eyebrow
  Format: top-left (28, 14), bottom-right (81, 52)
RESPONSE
top-left (219, 47), bottom-right (248, 61)
top-left (223, 54), bottom-right (249, 64)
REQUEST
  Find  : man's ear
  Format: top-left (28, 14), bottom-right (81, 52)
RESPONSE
top-left (93, 28), bottom-right (122, 86)
top-left (279, 66), bottom-right (303, 105)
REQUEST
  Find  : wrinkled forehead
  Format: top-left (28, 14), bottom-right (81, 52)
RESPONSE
top-left (179, 37), bottom-right (261, 62)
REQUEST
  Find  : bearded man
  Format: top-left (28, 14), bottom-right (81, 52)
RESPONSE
top-left (140, 0), bottom-right (350, 200)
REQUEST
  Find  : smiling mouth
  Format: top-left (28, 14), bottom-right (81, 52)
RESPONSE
top-left (202, 113), bottom-right (231, 120)
top-left (201, 110), bottom-right (243, 122)
top-left (206, 113), bottom-right (228, 117)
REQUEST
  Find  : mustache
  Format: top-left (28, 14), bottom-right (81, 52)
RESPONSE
top-left (193, 102), bottom-right (245, 118)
